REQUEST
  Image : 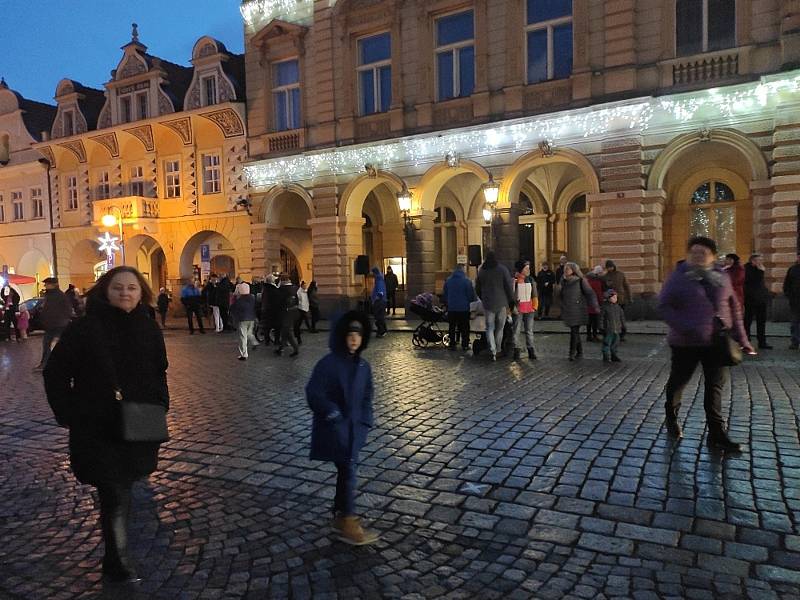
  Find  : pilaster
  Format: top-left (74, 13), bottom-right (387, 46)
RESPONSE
top-left (405, 210), bottom-right (436, 304)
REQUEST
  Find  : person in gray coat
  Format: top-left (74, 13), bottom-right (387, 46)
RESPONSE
top-left (475, 251), bottom-right (514, 361)
top-left (560, 262), bottom-right (599, 361)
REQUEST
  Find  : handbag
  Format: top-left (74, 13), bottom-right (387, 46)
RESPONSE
top-left (701, 281), bottom-right (743, 367)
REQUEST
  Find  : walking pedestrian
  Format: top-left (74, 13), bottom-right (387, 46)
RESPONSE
top-left (560, 263), bottom-right (599, 361)
top-left (34, 277), bottom-right (73, 370)
top-left (475, 251), bottom-right (514, 361)
top-left (660, 237), bottom-right (755, 452)
top-left (585, 265), bottom-right (605, 342)
top-left (306, 311), bottom-right (379, 545)
top-left (603, 260), bottom-right (631, 341)
top-left (204, 275), bottom-right (222, 332)
top-left (43, 266), bottom-right (169, 584)
top-left (16, 305), bottom-right (30, 340)
top-left (371, 267), bottom-right (388, 337)
top-left (261, 274), bottom-right (281, 345)
top-left (536, 262), bottom-right (555, 319)
top-left (555, 255), bottom-right (568, 285)
top-left (231, 283), bottom-right (258, 360)
top-left (511, 259), bottom-right (538, 360)
top-left (601, 289), bottom-right (624, 362)
top-left (1, 283), bottom-right (21, 341)
top-left (744, 253), bottom-right (772, 349)
top-left (156, 287), bottom-right (171, 329)
top-left (180, 281), bottom-right (206, 335)
top-left (216, 275), bottom-right (234, 332)
top-left (65, 283), bottom-right (83, 318)
top-left (724, 253), bottom-right (745, 309)
top-left (275, 273), bottom-right (300, 357)
top-left (308, 280), bottom-right (321, 333)
top-left (296, 281), bottom-right (312, 339)
top-left (385, 266), bottom-right (399, 315)
top-left (443, 264), bottom-right (476, 351)
top-left (783, 253), bottom-right (800, 350)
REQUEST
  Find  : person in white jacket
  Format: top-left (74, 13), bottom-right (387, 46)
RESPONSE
top-left (295, 281), bottom-right (312, 343)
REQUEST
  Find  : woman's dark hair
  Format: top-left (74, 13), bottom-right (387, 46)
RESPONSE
top-left (86, 266), bottom-right (155, 307)
top-left (687, 236), bottom-right (717, 255)
top-left (726, 253), bottom-right (741, 264)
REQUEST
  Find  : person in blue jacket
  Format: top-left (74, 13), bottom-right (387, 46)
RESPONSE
top-left (442, 263), bottom-right (476, 350)
top-left (306, 310), bottom-right (379, 545)
top-left (370, 266), bottom-right (388, 337)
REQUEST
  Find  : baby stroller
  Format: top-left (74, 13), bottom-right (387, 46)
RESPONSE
top-left (470, 300), bottom-right (514, 357)
top-left (409, 293), bottom-right (449, 347)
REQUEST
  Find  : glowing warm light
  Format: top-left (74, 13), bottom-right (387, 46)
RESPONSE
top-left (396, 187), bottom-right (412, 213)
top-left (483, 208), bottom-right (492, 224)
top-left (101, 214), bottom-right (118, 228)
top-left (98, 232), bottom-right (120, 255)
top-left (482, 176), bottom-right (499, 205)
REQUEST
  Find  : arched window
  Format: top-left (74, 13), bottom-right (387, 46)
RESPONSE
top-left (689, 181), bottom-right (736, 255)
top-left (0, 133), bottom-right (9, 165)
top-left (362, 212), bottom-right (374, 267)
top-left (567, 194), bottom-right (589, 268)
top-left (434, 206), bottom-right (458, 271)
top-left (518, 193), bottom-right (534, 215)
top-left (568, 194), bottom-right (587, 213)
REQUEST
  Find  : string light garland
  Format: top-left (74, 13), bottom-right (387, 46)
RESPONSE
top-left (244, 70), bottom-right (800, 189)
top-left (240, 0), bottom-right (315, 30)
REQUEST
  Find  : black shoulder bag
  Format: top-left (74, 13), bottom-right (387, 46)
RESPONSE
top-left (701, 280), bottom-right (743, 367)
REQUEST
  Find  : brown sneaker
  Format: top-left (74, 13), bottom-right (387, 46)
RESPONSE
top-left (337, 516), bottom-right (379, 546)
top-left (331, 514), bottom-right (346, 533)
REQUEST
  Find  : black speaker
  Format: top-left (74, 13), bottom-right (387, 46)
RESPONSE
top-left (468, 245), bottom-right (482, 267)
top-left (354, 255), bottom-right (370, 275)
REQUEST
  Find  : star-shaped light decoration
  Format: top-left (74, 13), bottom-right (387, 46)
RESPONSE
top-left (98, 232), bottom-right (120, 255)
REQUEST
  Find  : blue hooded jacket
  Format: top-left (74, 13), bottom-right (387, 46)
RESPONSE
top-left (370, 267), bottom-right (386, 302)
top-left (442, 267), bottom-right (476, 312)
top-left (306, 311), bottom-right (373, 463)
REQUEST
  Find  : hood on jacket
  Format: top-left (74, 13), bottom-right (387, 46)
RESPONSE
top-left (371, 267), bottom-right (383, 278)
top-left (329, 310), bottom-right (371, 356)
top-left (450, 267), bottom-right (467, 279)
top-left (483, 251), bottom-right (498, 269)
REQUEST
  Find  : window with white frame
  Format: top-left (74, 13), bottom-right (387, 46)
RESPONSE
top-left (677, 0), bottom-right (736, 56)
top-left (526, 0), bottom-right (573, 84)
top-left (120, 95), bottom-right (133, 124)
top-left (164, 159), bottom-right (181, 198)
top-left (0, 193), bottom-right (4, 222)
top-left (202, 153), bottom-right (221, 194)
top-left (12, 191), bottom-right (23, 220)
top-left (136, 92), bottom-right (148, 119)
top-left (435, 10), bottom-right (475, 101)
top-left (357, 33), bottom-right (392, 115)
top-left (96, 170), bottom-right (110, 200)
top-left (273, 60), bottom-right (301, 131)
top-left (31, 187), bottom-right (43, 219)
top-left (63, 110), bottom-right (75, 136)
top-left (202, 75), bottom-right (218, 106)
top-left (65, 175), bottom-right (78, 210)
top-left (129, 166), bottom-right (145, 196)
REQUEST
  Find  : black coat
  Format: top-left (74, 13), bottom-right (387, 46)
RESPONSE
top-left (261, 283), bottom-right (282, 325)
top-left (536, 269), bottom-right (556, 298)
top-left (43, 300), bottom-right (169, 486)
top-left (784, 264), bottom-right (800, 312)
top-left (1, 286), bottom-right (20, 309)
top-left (215, 279), bottom-right (233, 307)
top-left (744, 263), bottom-right (770, 306)
top-left (39, 288), bottom-right (73, 330)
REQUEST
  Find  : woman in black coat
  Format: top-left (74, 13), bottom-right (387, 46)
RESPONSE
top-left (560, 262), bottom-right (600, 360)
top-left (44, 266), bottom-right (169, 583)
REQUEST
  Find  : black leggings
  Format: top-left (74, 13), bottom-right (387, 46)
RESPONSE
top-left (569, 326), bottom-right (583, 356)
top-left (97, 482), bottom-right (133, 573)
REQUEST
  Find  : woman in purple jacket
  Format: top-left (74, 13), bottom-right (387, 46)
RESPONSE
top-left (659, 236), bottom-right (755, 452)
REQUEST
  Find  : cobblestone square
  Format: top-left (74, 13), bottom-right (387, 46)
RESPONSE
top-left (1, 329), bottom-right (799, 599)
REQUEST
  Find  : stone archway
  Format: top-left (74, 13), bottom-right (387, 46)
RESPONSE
top-left (127, 234), bottom-right (168, 292)
top-left (179, 230), bottom-right (239, 283)
top-left (17, 248), bottom-right (51, 299)
top-left (66, 239), bottom-right (102, 292)
top-left (258, 187), bottom-right (314, 282)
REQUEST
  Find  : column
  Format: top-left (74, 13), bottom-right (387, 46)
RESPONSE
top-left (262, 224), bottom-right (282, 275)
top-left (405, 210), bottom-right (436, 305)
top-left (492, 204), bottom-right (520, 270)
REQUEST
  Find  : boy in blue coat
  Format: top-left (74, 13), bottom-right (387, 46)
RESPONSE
top-left (306, 310), bottom-right (379, 545)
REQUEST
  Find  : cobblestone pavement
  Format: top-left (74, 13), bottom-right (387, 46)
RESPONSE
top-left (1, 328), bottom-right (799, 599)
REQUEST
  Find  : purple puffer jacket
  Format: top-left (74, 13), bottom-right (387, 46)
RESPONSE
top-left (659, 262), bottom-right (750, 349)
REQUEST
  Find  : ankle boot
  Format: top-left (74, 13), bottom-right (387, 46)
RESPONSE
top-left (611, 354), bottom-right (622, 362)
top-left (101, 510), bottom-right (138, 583)
top-left (575, 343), bottom-right (583, 358)
top-left (602, 353), bottom-right (610, 363)
top-left (665, 414), bottom-right (683, 439)
top-left (707, 427), bottom-right (741, 452)
top-left (527, 348), bottom-right (537, 360)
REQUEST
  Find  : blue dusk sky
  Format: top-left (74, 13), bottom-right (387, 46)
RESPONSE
top-left (0, 0), bottom-right (245, 105)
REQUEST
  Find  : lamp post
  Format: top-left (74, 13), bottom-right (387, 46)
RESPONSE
top-left (482, 174), bottom-right (500, 249)
top-left (101, 207), bottom-right (125, 265)
top-left (397, 183), bottom-right (413, 239)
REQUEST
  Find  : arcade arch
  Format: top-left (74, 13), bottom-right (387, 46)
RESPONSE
top-left (179, 230), bottom-right (238, 283)
top-left (127, 234), bottom-right (167, 291)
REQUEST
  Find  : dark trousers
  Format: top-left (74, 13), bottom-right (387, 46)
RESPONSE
top-left (41, 327), bottom-right (65, 367)
top-left (386, 291), bottom-right (397, 315)
top-left (665, 346), bottom-right (726, 429)
top-left (540, 294), bottom-right (552, 317)
top-left (279, 319), bottom-right (299, 352)
top-left (310, 306), bottom-right (320, 331)
top-left (791, 308), bottom-right (800, 346)
top-left (2, 309), bottom-right (19, 340)
top-left (158, 310), bottom-right (167, 328)
top-left (448, 310), bottom-right (470, 349)
top-left (219, 304), bottom-right (230, 330)
top-left (373, 299), bottom-right (387, 335)
top-left (295, 310), bottom-right (311, 339)
top-left (186, 305), bottom-right (205, 333)
top-left (334, 461), bottom-right (357, 516)
top-left (603, 333), bottom-right (619, 357)
top-left (97, 482), bottom-right (133, 574)
top-left (744, 302), bottom-right (767, 345)
top-left (569, 326), bottom-right (583, 356)
top-left (587, 314), bottom-right (600, 339)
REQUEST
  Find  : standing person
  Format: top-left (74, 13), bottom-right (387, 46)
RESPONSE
top-left (216, 275), bottom-right (234, 332)
top-left (308, 280), bottom-right (321, 333)
top-left (370, 267), bottom-right (388, 338)
top-left (43, 266), bottom-right (169, 583)
top-left (554, 255), bottom-right (568, 285)
top-left (306, 311), bottom-right (379, 545)
top-left (295, 281), bottom-right (312, 342)
top-left (475, 251), bottom-right (514, 361)
top-left (231, 283), bottom-right (258, 361)
top-left (659, 236), bottom-right (755, 451)
top-left (724, 253), bottom-right (745, 309)
top-left (783, 253), bottom-right (800, 350)
top-left (585, 266), bottom-right (606, 342)
top-left (16, 304), bottom-right (30, 340)
top-left (180, 281), bottom-right (206, 335)
top-left (601, 289), bottom-right (625, 362)
top-left (536, 262), bottom-right (555, 319)
top-left (443, 264), bottom-right (476, 351)
top-left (65, 284), bottom-right (83, 318)
top-left (603, 260), bottom-right (632, 341)
top-left (1, 283), bottom-right (20, 341)
top-left (560, 263), bottom-right (599, 361)
top-left (34, 277), bottom-right (73, 371)
top-left (261, 274), bottom-right (282, 345)
top-left (385, 266), bottom-right (399, 316)
top-left (275, 273), bottom-right (300, 357)
top-left (511, 260), bottom-right (539, 360)
top-left (744, 253), bottom-right (772, 349)
top-left (204, 275), bottom-right (222, 332)
top-left (156, 288), bottom-right (171, 329)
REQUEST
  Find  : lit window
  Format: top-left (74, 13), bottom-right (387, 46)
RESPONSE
top-left (164, 160), bottom-right (181, 198)
top-left (129, 166), bottom-right (144, 197)
top-left (526, 0), bottom-right (573, 84)
top-left (690, 181), bottom-right (736, 255)
top-left (202, 153), bottom-right (221, 194)
top-left (120, 96), bottom-right (132, 123)
top-left (677, 0), bottom-right (735, 56)
top-left (66, 176), bottom-right (78, 210)
top-left (31, 188), bottom-right (43, 219)
top-left (357, 33), bottom-right (392, 115)
top-left (202, 75), bottom-right (218, 106)
top-left (272, 60), bottom-right (301, 131)
top-left (137, 93), bottom-right (148, 119)
top-left (64, 110), bottom-right (75, 136)
top-left (12, 191), bottom-right (24, 221)
top-left (435, 11), bottom-right (475, 101)
top-left (96, 170), bottom-right (110, 200)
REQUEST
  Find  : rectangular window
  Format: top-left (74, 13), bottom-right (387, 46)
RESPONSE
top-left (202, 153), bottom-right (221, 194)
top-left (272, 60), bottom-right (301, 131)
top-left (12, 191), bottom-right (24, 221)
top-left (129, 166), bottom-right (144, 197)
top-left (435, 11), bottom-right (475, 101)
top-left (31, 188), bottom-right (43, 219)
top-left (526, 0), bottom-right (573, 84)
top-left (677, 0), bottom-right (735, 56)
top-left (0, 194), bottom-right (4, 222)
top-left (66, 176), bottom-right (78, 210)
top-left (120, 96), bottom-right (132, 123)
top-left (202, 75), bottom-right (218, 106)
top-left (96, 170), bottom-right (110, 200)
top-left (137, 92), bottom-right (148, 120)
top-left (64, 110), bottom-right (75, 136)
top-left (357, 33), bottom-right (392, 115)
top-left (164, 159), bottom-right (181, 198)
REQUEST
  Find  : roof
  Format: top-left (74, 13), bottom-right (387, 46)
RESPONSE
top-left (222, 53), bottom-right (246, 100)
top-left (18, 98), bottom-right (57, 142)
top-left (70, 82), bottom-right (106, 130)
top-left (146, 55), bottom-right (194, 110)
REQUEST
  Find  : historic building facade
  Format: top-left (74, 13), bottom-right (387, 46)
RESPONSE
top-left (242, 0), bottom-right (800, 313)
top-left (34, 28), bottom-right (250, 293)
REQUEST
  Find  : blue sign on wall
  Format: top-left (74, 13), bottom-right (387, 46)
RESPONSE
top-left (200, 244), bottom-right (210, 262)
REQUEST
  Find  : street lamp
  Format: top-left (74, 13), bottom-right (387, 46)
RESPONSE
top-left (101, 207), bottom-right (125, 265)
top-left (482, 174), bottom-right (500, 249)
top-left (397, 183), bottom-right (413, 238)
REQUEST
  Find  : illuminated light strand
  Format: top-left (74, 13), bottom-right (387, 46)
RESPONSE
top-left (244, 70), bottom-right (800, 188)
top-left (240, 0), bottom-right (315, 30)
